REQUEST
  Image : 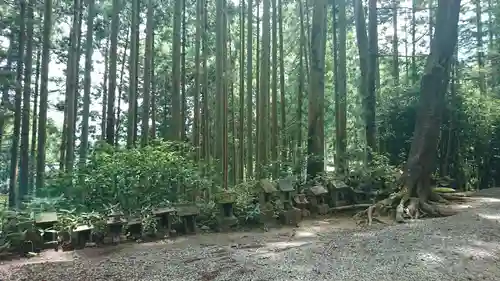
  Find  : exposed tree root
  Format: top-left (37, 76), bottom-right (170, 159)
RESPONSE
top-left (354, 190), bottom-right (466, 226)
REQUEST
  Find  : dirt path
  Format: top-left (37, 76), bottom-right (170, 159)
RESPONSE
top-left (2, 189), bottom-right (500, 281)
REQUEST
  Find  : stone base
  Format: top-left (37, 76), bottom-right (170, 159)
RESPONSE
top-left (217, 216), bottom-right (238, 231)
top-left (282, 208), bottom-right (302, 226)
top-left (317, 204), bottom-right (329, 215)
top-left (301, 209), bottom-right (311, 218)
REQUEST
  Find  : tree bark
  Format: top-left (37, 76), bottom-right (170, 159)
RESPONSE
top-left (36, 0), bottom-right (53, 194)
top-left (106, 0), bottom-right (121, 145)
top-left (403, 0), bottom-right (461, 202)
top-left (245, 0), bottom-right (253, 179)
top-left (80, 0), bottom-right (96, 165)
top-left (127, 0), bottom-right (139, 148)
top-left (306, 0), bottom-right (327, 180)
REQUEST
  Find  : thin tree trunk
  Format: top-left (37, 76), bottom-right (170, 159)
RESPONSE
top-left (0, 34), bottom-right (14, 147)
top-left (278, 0), bottom-right (286, 167)
top-left (354, 0), bottom-right (376, 161)
top-left (150, 32), bottom-right (156, 138)
top-left (9, 0), bottom-right (25, 207)
top-left (193, 0), bottom-right (202, 160)
top-left (141, 0), bottom-right (154, 147)
top-left (257, 0), bottom-right (270, 179)
top-left (29, 36), bottom-right (42, 192)
top-left (475, 0), bottom-right (486, 95)
top-left (19, 0), bottom-right (36, 201)
top-left (237, 0), bottom-right (245, 182)
top-left (80, 0), bottom-right (96, 165)
top-left (171, 0), bottom-right (183, 140)
top-left (101, 34), bottom-right (110, 140)
top-left (202, 0), bottom-right (210, 160)
top-left (106, 0), bottom-right (121, 145)
top-left (64, 0), bottom-right (82, 173)
top-left (36, 0), bottom-right (53, 194)
top-left (115, 33), bottom-right (129, 147)
top-left (392, 0), bottom-right (399, 85)
top-left (336, 0), bottom-right (347, 174)
top-left (271, 0), bottom-right (278, 178)
top-left (181, 0), bottom-right (187, 141)
top-left (411, 0), bottom-right (417, 83)
top-left (245, 0), bottom-right (253, 179)
top-left (127, 0), bottom-right (139, 148)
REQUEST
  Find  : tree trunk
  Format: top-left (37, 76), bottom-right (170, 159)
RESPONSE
top-left (171, 0), bottom-right (182, 140)
top-left (36, 0), bottom-right (53, 194)
top-left (257, 0), bottom-right (270, 179)
top-left (278, 0), bottom-right (286, 168)
top-left (115, 29), bottom-right (129, 147)
top-left (64, 0), bottom-right (82, 173)
top-left (29, 34), bottom-right (42, 193)
top-left (127, 0), bottom-right (139, 148)
top-left (10, 0), bottom-right (26, 207)
top-left (202, 0), bottom-right (210, 161)
top-left (106, 0), bottom-right (121, 145)
top-left (193, 0), bottom-right (202, 160)
top-left (271, 0), bottom-right (278, 178)
top-left (392, 0), bottom-right (399, 85)
top-left (245, 0), bottom-right (253, 179)
top-left (141, 0), bottom-right (154, 147)
top-left (80, 0), bottom-right (96, 165)
top-left (101, 34), bottom-right (110, 140)
top-left (403, 0), bottom-right (461, 202)
top-left (29, 28), bottom-right (42, 194)
top-left (475, 0), bottom-right (486, 95)
top-left (150, 33), bottom-right (156, 139)
top-left (354, 0), bottom-right (376, 162)
top-left (411, 0), bottom-right (417, 84)
top-left (306, 0), bottom-right (327, 180)
top-left (336, 0), bottom-right (347, 174)
top-left (0, 34), bottom-right (14, 148)
top-left (238, 0), bottom-right (245, 183)
top-left (181, 0), bottom-right (187, 141)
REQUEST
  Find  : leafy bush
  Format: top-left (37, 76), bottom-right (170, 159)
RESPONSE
top-left (43, 141), bottom-right (217, 215)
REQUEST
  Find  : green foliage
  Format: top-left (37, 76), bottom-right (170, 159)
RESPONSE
top-left (43, 141), bottom-right (216, 214)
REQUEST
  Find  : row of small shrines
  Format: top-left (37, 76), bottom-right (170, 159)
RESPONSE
top-left (8, 178), bottom-right (373, 255)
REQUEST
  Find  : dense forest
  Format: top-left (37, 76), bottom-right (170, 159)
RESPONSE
top-left (0, 0), bottom-right (498, 238)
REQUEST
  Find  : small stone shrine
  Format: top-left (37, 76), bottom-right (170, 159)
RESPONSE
top-left (126, 216), bottom-right (143, 239)
top-left (329, 180), bottom-right (350, 207)
top-left (106, 210), bottom-right (126, 244)
top-left (216, 190), bottom-right (238, 231)
top-left (259, 179), bottom-right (277, 220)
top-left (176, 204), bottom-right (200, 234)
top-left (307, 185), bottom-right (329, 215)
top-left (293, 194), bottom-right (310, 218)
top-left (278, 176), bottom-right (301, 225)
top-left (34, 212), bottom-right (59, 250)
top-left (72, 225), bottom-right (93, 249)
top-left (152, 207), bottom-right (175, 236)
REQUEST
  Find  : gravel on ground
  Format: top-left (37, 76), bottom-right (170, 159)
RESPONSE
top-left (1, 189), bottom-right (500, 281)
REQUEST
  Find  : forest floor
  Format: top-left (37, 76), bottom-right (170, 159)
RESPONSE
top-left (2, 189), bottom-right (500, 281)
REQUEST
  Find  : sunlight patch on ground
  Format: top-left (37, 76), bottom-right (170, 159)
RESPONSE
top-left (1, 250), bottom-right (74, 267)
top-left (472, 197), bottom-right (500, 203)
top-left (455, 245), bottom-right (498, 260)
top-left (451, 204), bottom-right (473, 210)
top-left (295, 230), bottom-right (317, 238)
top-left (352, 231), bottom-right (377, 238)
top-left (477, 213), bottom-right (500, 222)
top-left (417, 252), bottom-right (445, 267)
top-left (265, 240), bottom-right (312, 250)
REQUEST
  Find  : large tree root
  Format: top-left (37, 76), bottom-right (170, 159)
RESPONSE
top-left (354, 191), bottom-right (469, 226)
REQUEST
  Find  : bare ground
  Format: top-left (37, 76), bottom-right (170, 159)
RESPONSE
top-left (2, 189), bottom-right (500, 281)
